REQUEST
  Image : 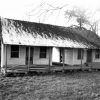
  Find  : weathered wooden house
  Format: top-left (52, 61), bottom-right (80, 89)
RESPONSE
top-left (0, 17), bottom-right (100, 74)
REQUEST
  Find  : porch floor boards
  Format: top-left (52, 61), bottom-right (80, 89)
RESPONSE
top-left (5, 64), bottom-right (96, 73)
top-left (6, 65), bottom-right (50, 73)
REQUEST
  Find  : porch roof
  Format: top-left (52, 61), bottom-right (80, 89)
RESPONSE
top-left (0, 17), bottom-right (98, 48)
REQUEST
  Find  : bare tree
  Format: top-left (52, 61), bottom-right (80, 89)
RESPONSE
top-left (65, 7), bottom-right (100, 34)
top-left (27, 3), bottom-right (99, 34)
top-left (65, 8), bottom-right (91, 28)
top-left (27, 3), bottom-right (67, 22)
top-left (89, 20), bottom-right (100, 34)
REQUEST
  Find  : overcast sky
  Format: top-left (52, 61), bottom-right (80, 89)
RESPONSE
top-left (0, 0), bottom-right (100, 33)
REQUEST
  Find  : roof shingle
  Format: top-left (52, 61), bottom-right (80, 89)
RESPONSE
top-left (0, 17), bottom-right (99, 48)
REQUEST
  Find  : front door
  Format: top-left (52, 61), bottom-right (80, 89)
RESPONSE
top-left (87, 49), bottom-right (92, 62)
top-left (26, 47), bottom-right (34, 65)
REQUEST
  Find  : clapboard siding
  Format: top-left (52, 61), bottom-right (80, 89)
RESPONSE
top-left (7, 45), bottom-right (26, 65)
top-left (65, 49), bottom-right (74, 65)
top-left (3, 45), bottom-right (51, 66)
top-left (73, 49), bottom-right (87, 65)
top-left (65, 49), bottom-right (87, 65)
top-left (33, 47), bottom-right (50, 65)
top-left (52, 47), bottom-right (87, 65)
top-left (92, 49), bottom-right (100, 62)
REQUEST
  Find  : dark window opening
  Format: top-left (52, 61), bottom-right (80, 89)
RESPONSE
top-left (77, 49), bottom-right (84, 59)
top-left (95, 49), bottom-right (100, 59)
top-left (11, 45), bottom-right (19, 58)
top-left (40, 47), bottom-right (47, 58)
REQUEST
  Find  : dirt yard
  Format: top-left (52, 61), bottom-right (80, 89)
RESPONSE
top-left (1, 71), bottom-right (100, 100)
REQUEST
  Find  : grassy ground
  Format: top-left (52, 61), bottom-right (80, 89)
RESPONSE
top-left (1, 71), bottom-right (100, 100)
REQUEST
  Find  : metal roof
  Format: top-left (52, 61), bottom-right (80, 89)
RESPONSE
top-left (0, 17), bottom-right (98, 48)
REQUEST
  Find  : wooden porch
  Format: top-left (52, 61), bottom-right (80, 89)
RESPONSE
top-left (3, 63), bottom-right (98, 74)
top-left (1, 44), bottom-right (100, 74)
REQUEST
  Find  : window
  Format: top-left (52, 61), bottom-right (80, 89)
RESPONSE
top-left (11, 45), bottom-right (19, 58)
top-left (77, 49), bottom-right (84, 59)
top-left (40, 47), bottom-right (47, 58)
top-left (95, 49), bottom-right (100, 59)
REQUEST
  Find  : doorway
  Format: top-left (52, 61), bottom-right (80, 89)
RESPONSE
top-left (60, 48), bottom-right (63, 63)
top-left (26, 47), bottom-right (34, 65)
top-left (87, 49), bottom-right (92, 62)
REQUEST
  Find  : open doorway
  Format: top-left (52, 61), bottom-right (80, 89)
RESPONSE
top-left (87, 49), bottom-right (92, 62)
top-left (26, 47), bottom-right (34, 65)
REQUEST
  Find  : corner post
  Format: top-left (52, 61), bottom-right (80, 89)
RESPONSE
top-left (49, 47), bottom-right (52, 71)
top-left (1, 41), bottom-right (4, 74)
top-left (5, 44), bottom-right (7, 74)
top-left (28, 46), bottom-right (30, 72)
top-left (63, 48), bottom-right (65, 72)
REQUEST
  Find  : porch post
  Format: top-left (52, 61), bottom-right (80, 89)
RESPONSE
top-left (63, 48), bottom-right (65, 71)
top-left (49, 47), bottom-right (52, 70)
top-left (1, 41), bottom-right (5, 74)
top-left (28, 46), bottom-right (30, 72)
top-left (5, 44), bottom-right (7, 73)
top-left (81, 49), bottom-right (83, 69)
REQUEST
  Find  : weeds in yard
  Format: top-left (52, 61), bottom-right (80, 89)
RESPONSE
top-left (1, 71), bottom-right (100, 100)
